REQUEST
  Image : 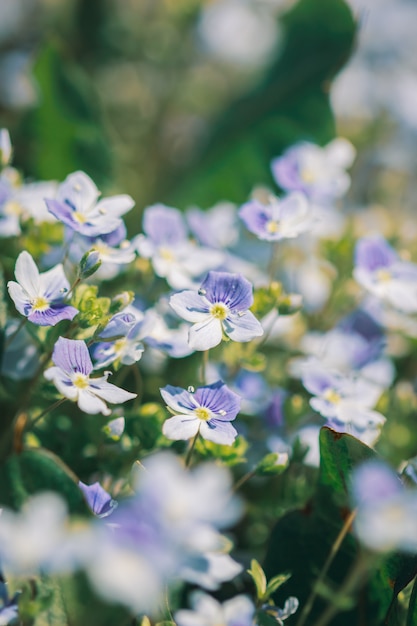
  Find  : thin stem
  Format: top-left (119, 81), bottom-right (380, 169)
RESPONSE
top-left (267, 241), bottom-right (279, 284)
top-left (66, 276), bottom-right (81, 299)
top-left (296, 508), bottom-right (357, 626)
top-left (28, 398), bottom-right (67, 429)
top-left (185, 430), bottom-right (200, 468)
top-left (201, 350), bottom-right (209, 384)
top-left (4, 317), bottom-right (27, 349)
top-left (233, 468), bottom-right (257, 492)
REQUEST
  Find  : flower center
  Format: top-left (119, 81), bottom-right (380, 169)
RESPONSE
top-left (73, 211), bottom-right (87, 224)
top-left (210, 302), bottom-right (229, 320)
top-left (72, 373), bottom-right (90, 389)
top-left (301, 168), bottom-right (316, 183)
top-left (30, 296), bottom-right (50, 312)
top-left (4, 200), bottom-right (22, 216)
top-left (323, 389), bottom-right (341, 405)
top-left (159, 247), bottom-right (175, 261)
top-left (114, 338), bottom-right (127, 354)
top-left (376, 268), bottom-right (392, 282)
top-left (266, 220), bottom-right (279, 234)
top-left (194, 406), bottom-right (211, 421)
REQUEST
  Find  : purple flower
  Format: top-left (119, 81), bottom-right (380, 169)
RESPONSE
top-left (45, 171), bottom-right (134, 237)
top-left (354, 236), bottom-right (417, 313)
top-left (7, 251), bottom-right (78, 326)
top-left (239, 192), bottom-right (313, 241)
top-left (79, 481), bottom-right (118, 518)
top-left (170, 271), bottom-right (263, 350)
top-left (44, 337), bottom-right (136, 415)
top-left (160, 381), bottom-right (241, 445)
top-left (271, 138), bottom-right (355, 202)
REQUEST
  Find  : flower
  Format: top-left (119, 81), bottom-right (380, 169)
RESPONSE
top-left (160, 381), bottom-right (241, 445)
top-left (175, 592), bottom-right (255, 626)
top-left (44, 337), bottom-right (136, 415)
top-left (7, 251), bottom-right (78, 326)
top-left (45, 171), bottom-right (134, 237)
top-left (239, 192), bottom-right (313, 241)
top-left (271, 138), bottom-right (356, 202)
top-left (0, 128), bottom-right (12, 166)
top-left (170, 271), bottom-right (263, 350)
top-left (354, 236), bottom-right (417, 313)
top-left (78, 481), bottom-right (118, 518)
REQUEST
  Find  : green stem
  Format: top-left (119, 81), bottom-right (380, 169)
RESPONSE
top-left (201, 350), bottom-right (209, 384)
top-left (296, 509), bottom-right (357, 626)
top-left (185, 430), bottom-right (200, 468)
top-left (267, 241), bottom-right (279, 284)
top-left (28, 398), bottom-right (67, 430)
top-left (233, 468), bottom-right (257, 492)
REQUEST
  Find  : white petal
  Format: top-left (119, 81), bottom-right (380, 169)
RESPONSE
top-left (162, 415), bottom-right (200, 440)
top-left (77, 389), bottom-right (111, 415)
top-left (189, 317), bottom-right (223, 350)
top-left (14, 251), bottom-right (40, 296)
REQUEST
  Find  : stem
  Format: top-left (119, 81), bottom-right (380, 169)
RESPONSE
top-left (296, 509), bottom-right (357, 626)
top-left (268, 241), bottom-right (279, 283)
top-left (185, 430), bottom-right (200, 468)
top-left (233, 468), bottom-right (257, 492)
top-left (310, 552), bottom-right (371, 626)
top-left (4, 317), bottom-right (27, 349)
top-left (66, 276), bottom-right (81, 299)
top-left (28, 398), bottom-right (67, 429)
top-left (201, 350), bottom-right (209, 384)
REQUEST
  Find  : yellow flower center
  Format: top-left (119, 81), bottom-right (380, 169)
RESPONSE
top-left (159, 247), bottom-right (175, 261)
top-left (324, 389), bottom-right (341, 405)
top-left (300, 168), bottom-right (315, 183)
top-left (376, 269), bottom-right (392, 282)
top-left (74, 211), bottom-right (87, 224)
top-left (266, 220), bottom-right (279, 234)
top-left (195, 407), bottom-right (211, 421)
top-left (30, 296), bottom-right (50, 312)
top-left (114, 338), bottom-right (127, 353)
top-left (210, 302), bottom-right (229, 320)
top-left (4, 200), bottom-right (22, 216)
top-left (72, 373), bottom-right (90, 389)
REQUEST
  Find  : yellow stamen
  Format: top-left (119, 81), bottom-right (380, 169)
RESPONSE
top-left (210, 302), bottom-right (229, 320)
top-left (301, 168), bottom-right (315, 183)
top-left (31, 296), bottom-right (49, 312)
top-left (266, 220), bottom-right (279, 234)
top-left (376, 269), bottom-right (392, 282)
top-left (195, 407), bottom-right (211, 421)
top-left (4, 200), bottom-right (22, 216)
top-left (73, 212), bottom-right (87, 224)
top-left (159, 247), bottom-right (174, 261)
top-left (324, 389), bottom-right (341, 405)
top-left (72, 373), bottom-right (89, 389)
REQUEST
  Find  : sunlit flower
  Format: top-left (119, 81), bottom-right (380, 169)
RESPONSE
top-left (7, 251), bottom-right (78, 326)
top-left (44, 337), bottom-right (136, 415)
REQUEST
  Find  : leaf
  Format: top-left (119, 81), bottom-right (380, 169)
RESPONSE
top-left (0, 448), bottom-right (88, 514)
top-left (266, 573), bottom-right (292, 597)
top-left (407, 576), bottom-right (417, 626)
top-left (0, 268), bottom-right (7, 366)
top-left (248, 559), bottom-right (267, 599)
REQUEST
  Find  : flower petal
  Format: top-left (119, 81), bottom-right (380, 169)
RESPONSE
top-left (160, 385), bottom-right (197, 414)
top-left (77, 389), bottom-right (111, 415)
top-left (14, 251), bottom-right (40, 297)
top-left (223, 311), bottom-right (263, 342)
top-left (200, 420), bottom-right (237, 445)
top-left (52, 337), bottom-right (93, 376)
top-left (189, 317), bottom-right (223, 350)
top-left (162, 414), bottom-right (200, 440)
top-left (169, 291), bottom-right (210, 323)
top-left (200, 271), bottom-right (253, 311)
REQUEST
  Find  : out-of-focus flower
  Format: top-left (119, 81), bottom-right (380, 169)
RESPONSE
top-left (175, 591), bottom-right (255, 626)
top-left (93, 309), bottom-right (150, 369)
top-left (261, 596), bottom-right (299, 625)
top-left (102, 416), bottom-right (125, 440)
top-left (0, 129), bottom-right (12, 167)
top-left (354, 236), bottom-right (417, 313)
top-left (136, 204), bottom-right (223, 289)
top-left (187, 202), bottom-right (239, 249)
top-left (78, 481), bottom-right (118, 518)
top-left (1, 319), bottom-right (39, 380)
top-left (45, 171), bottom-right (134, 237)
top-left (271, 138), bottom-right (356, 203)
top-left (170, 270), bottom-right (263, 350)
top-left (239, 192), bottom-right (313, 241)
top-left (44, 337), bottom-right (136, 415)
top-left (160, 381), bottom-right (240, 445)
top-left (351, 460), bottom-right (417, 553)
top-left (7, 251), bottom-right (78, 326)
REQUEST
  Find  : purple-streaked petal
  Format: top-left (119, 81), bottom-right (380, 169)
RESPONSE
top-left (200, 271), bottom-right (254, 311)
top-left (40, 264), bottom-right (70, 300)
top-left (99, 313), bottom-right (137, 339)
top-left (57, 171), bottom-right (100, 211)
top-left (194, 380), bottom-right (241, 420)
top-left (162, 414), bottom-right (200, 440)
top-left (169, 291), bottom-right (210, 322)
top-left (45, 198), bottom-right (81, 229)
top-left (189, 317), bottom-right (223, 350)
top-left (52, 337), bottom-right (93, 376)
top-left (14, 251), bottom-right (40, 296)
top-left (200, 420), bottom-right (237, 445)
top-left (160, 385), bottom-right (197, 414)
top-left (238, 200), bottom-right (270, 238)
top-left (27, 304), bottom-right (78, 326)
top-left (355, 236), bottom-right (397, 272)
top-left (79, 481), bottom-right (118, 518)
top-left (44, 367), bottom-right (78, 399)
top-left (77, 389), bottom-right (111, 415)
top-left (223, 311), bottom-right (263, 342)
top-left (143, 204), bottom-right (187, 245)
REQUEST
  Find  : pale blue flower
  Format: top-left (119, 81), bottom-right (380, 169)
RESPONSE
top-left (161, 381), bottom-right (240, 445)
top-left (170, 270), bottom-right (263, 350)
top-left (239, 192), bottom-right (313, 241)
top-left (187, 202), bottom-right (239, 249)
top-left (175, 592), bottom-right (255, 626)
top-left (45, 171), bottom-right (134, 237)
top-left (44, 337), bottom-right (136, 415)
top-left (261, 596), bottom-right (299, 625)
top-left (354, 236), bottom-right (417, 313)
top-left (271, 138), bottom-right (355, 202)
top-left (78, 481), bottom-right (118, 518)
top-left (7, 251), bottom-right (78, 326)
top-left (0, 129), bottom-right (12, 166)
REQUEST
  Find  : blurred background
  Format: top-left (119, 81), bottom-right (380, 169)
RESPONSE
top-left (1, 0), bottom-right (416, 226)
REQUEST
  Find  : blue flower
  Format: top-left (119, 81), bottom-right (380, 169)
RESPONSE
top-left (7, 251), bottom-right (78, 326)
top-left (175, 592), bottom-right (255, 626)
top-left (44, 337), bottom-right (136, 415)
top-left (45, 171), bottom-right (134, 237)
top-left (354, 236), bottom-right (417, 313)
top-left (78, 481), bottom-right (118, 518)
top-left (160, 381), bottom-right (241, 445)
top-left (170, 271), bottom-right (263, 350)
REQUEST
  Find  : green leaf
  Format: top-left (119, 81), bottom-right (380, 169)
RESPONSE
top-left (248, 559), bottom-right (267, 599)
top-left (0, 268), bottom-right (7, 365)
top-left (0, 448), bottom-right (88, 514)
top-left (256, 452), bottom-right (289, 476)
top-left (266, 573), bottom-right (292, 597)
top-left (407, 576), bottom-right (417, 626)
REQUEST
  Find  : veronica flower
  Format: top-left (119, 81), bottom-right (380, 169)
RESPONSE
top-left (160, 381), bottom-right (240, 445)
top-left (239, 192), bottom-right (313, 241)
top-left (0, 177), bottom-right (21, 237)
top-left (7, 251), bottom-right (78, 326)
top-left (44, 337), bottom-right (136, 415)
top-left (354, 236), bottom-right (417, 313)
top-left (45, 171), bottom-right (134, 237)
top-left (351, 460), bottom-right (417, 553)
top-left (78, 481), bottom-right (118, 518)
top-left (187, 202), bottom-right (239, 249)
top-left (271, 138), bottom-right (356, 202)
top-left (93, 309), bottom-right (150, 369)
top-left (175, 592), bottom-right (255, 626)
top-left (170, 271), bottom-right (263, 350)
top-left (135, 204), bottom-right (223, 289)
top-left (0, 129), bottom-right (12, 166)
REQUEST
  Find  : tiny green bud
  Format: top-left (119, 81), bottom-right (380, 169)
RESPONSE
top-left (79, 249), bottom-right (101, 278)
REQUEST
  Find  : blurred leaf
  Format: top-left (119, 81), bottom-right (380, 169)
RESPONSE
top-left (0, 448), bottom-right (88, 514)
top-left (248, 559), bottom-right (267, 599)
top-left (266, 573), bottom-right (292, 597)
top-left (407, 576), bottom-right (417, 626)
top-left (169, 0), bottom-right (357, 206)
top-left (0, 268), bottom-right (7, 369)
